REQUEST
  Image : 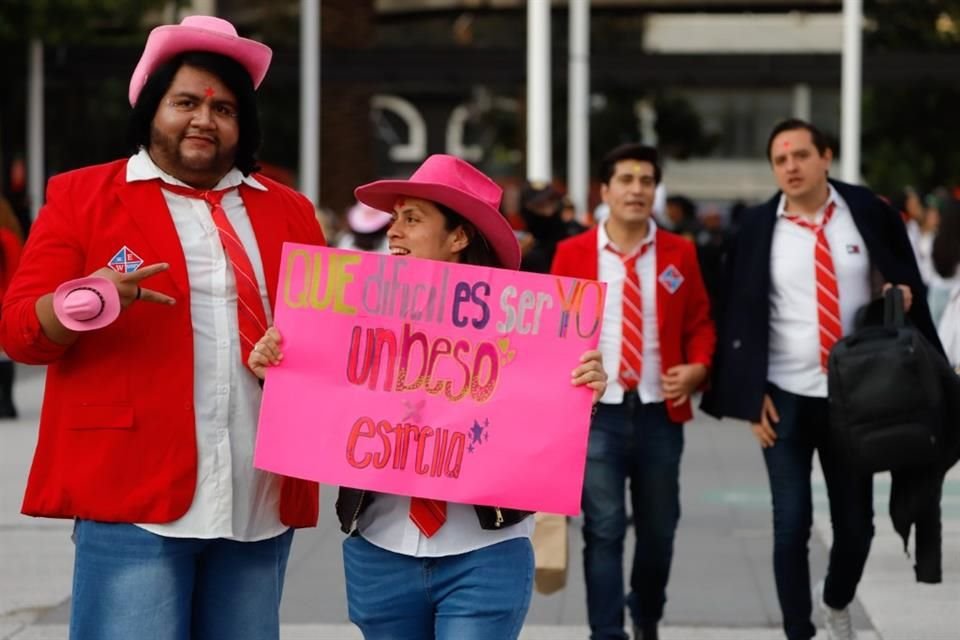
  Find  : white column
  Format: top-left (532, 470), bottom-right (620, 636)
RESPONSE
top-left (841, 0), bottom-right (862, 184)
top-left (192, 0), bottom-right (216, 13)
top-left (567, 0), bottom-right (590, 218)
top-left (526, 0), bottom-right (551, 182)
top-left (300, 0), bottom-right (320, 205)
top-left (793, 83), bottom-right (811, 122)
top-left (27, 39), bottom-right (44, 221)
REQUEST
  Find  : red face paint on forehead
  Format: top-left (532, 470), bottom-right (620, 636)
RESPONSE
top-left (204, 87), bottom-right (215, 98)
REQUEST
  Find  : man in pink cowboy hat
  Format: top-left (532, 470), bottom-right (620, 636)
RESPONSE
top-left (0, 15), bottom-right (324, 640)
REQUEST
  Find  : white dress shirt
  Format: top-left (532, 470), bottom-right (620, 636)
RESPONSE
top-left (596, 220), bottom-right (663, 405)
top-left (128, 150), bottom-right (287, 542)
top-left (768, 185), bottom-right (871, 398)
top-left (358, 493), bottom-right (534, 558)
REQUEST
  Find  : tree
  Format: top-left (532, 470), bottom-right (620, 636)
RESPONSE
top-left (0, 0), bottom-right (170, 45)
top-left (861, 0), bottom-right (960, 193)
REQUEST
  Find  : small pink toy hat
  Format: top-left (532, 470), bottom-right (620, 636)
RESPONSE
top-left (347, 202), bottom-right (393, 234)
top-left (354, 155), bottom-right (521, 270)
top-left (53, 277), bottom-right (122, 332)
top-left (128, 15), bottom-right (272, 106)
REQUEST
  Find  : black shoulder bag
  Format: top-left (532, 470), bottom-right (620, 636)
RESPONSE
top-left (827, 288), bottom-right (943, 473)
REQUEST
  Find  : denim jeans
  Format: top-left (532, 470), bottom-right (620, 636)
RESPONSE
top-left (762, 384), bottom-right (874, 640)
top-left (343, 534), bottom-right (534, 640)
top-left (581, 397), bottom-right (684, 640)
top-left (69, 520), bottom-right (293, 640)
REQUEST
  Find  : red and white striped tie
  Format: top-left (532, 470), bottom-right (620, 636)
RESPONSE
top-left (161, 183), bottom-right (269, 370)
top-left (409, 497), bottom-right (446, 538)
top-left (606, 242), bottom-right (653, 390)
top-left (786, 201), bottom-right (840, 371)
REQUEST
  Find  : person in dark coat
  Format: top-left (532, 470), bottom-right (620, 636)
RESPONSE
top-left (702, 118), bottom-right (942, 640)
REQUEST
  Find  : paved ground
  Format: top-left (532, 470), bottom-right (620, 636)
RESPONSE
top-left (1, 364), bottom-right (957, 639)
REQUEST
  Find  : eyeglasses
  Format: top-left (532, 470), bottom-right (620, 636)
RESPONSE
top-left (165, 98), bottom-right (238, 120)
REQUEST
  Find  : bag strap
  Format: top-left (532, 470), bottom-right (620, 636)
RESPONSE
top-left (883, 286), bottom-right (906, 328)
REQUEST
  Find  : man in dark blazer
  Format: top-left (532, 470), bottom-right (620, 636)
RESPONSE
top-left (702, 119), bottom-right (941, 640)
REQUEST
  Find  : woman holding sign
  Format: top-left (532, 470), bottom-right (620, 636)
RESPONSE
top-left (249, 154), bottom-right (606, 640)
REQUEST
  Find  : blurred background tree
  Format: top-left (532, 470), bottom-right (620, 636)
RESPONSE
top-left (0, 0), bottom-right (170, 45)
top-left (862, 0), bottom-right (960, 194)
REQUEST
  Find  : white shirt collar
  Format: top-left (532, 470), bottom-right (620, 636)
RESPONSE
top-left (597, 216), bottom-right (657, 255)
top-left (126, 148), bottom-right (267, 192)
top-left (776, 183), bottom-right (840, 220)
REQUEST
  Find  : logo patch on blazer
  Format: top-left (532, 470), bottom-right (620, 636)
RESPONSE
top-left (658, 264), bottom-right (684, 294)
top-left (846, 244), bottom-right (861, 254)
top-left (108, 246), bottom-right (144, 273)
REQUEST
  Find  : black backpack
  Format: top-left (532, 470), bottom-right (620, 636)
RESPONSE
top-left (827, 288), bottom-right (944, 473)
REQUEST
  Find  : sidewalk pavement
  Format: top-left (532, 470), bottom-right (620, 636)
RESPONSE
top-left (1, 364), bottom-right (958, 639)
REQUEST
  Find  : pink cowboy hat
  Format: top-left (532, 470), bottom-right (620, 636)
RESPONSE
top-left (354, 155), bottom-right (521, 270)
top-left (128, 15), bottom-right (272, 106)
top-left (347, 202), bottom-right (393, 234)
top-left (53, 276), bottom-right (122, 332)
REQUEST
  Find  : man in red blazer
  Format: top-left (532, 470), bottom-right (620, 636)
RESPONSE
top-left (0, 16), bottom-right (323, 640)
top-left (551, 144), bottom-right (715, 640)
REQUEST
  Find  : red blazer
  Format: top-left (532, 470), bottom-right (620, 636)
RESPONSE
top-left (1, 159), bottom-right (324, 527)
top-left (0, 227), bottom-right (23, 305)
top-left (551, 226), bottom-right (715, 423)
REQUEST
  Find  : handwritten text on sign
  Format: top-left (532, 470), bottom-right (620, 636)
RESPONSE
top-left (254, 244), bottom-right (605, 515)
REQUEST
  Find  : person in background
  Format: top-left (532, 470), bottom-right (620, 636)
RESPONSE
top-left (693, 203), bottom-right (730, 320)
top-left (932, 197), bottom-right (960, 369)
top-left (338, 201), bottom-right (393, 254)
top-left (703, 119), bottom-right (941, 640)
top-left (662, 195), bottom-right (699, 242)
top-left (0, 195), bottom-right (24, 418)
top-left (249, 154), bottom-right (607, 640)
top-left (915, 194), bottom-right (942, 285)
top-left (892, 186), bottom-right (925, 254)
top-left (517, 180), bottom-right (569, 273)
top-left (0, 16), bottom-right (323, 639)
top-left (552, 143), bottom-right (715, 640)
top-left (560, 195), bottom-right (588, 237)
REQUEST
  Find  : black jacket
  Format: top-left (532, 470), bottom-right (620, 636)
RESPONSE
top-left (888, 352), bottom-right (960, 583)
top-left (335, 487), bottom-right (532, 534)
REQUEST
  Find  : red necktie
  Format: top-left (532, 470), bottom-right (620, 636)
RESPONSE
top-left (786, 201), bottom-right (840, 371)
top-left (606, 241), bottom-right (653, 390)
top-left (161, 183), bottom-right (269, 369)
top-left (409, 496), bottom-right (446, 538)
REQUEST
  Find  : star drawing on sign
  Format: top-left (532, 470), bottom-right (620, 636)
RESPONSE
top-left (468, 418), bottom-right (490, 452)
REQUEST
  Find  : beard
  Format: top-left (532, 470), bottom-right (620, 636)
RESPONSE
top-left (148, 123), bottom-right (236, 182)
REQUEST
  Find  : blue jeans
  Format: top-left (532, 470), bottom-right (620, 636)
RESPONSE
top-left (762, 384), bottom-right (874, 640)
top-left (343, 534), bottom-right (534, 640)
top-left (581, 397), bottom-right (684, 640)
top-left (69, 520), bottom-right (293, 640)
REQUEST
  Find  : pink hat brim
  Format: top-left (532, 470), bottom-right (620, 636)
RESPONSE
top-left (53, 277), bottom-right (122, 332)
top-left (354, 181), bottom-right (521, 271)
top-left (129, 19), bottom-right (272, 106)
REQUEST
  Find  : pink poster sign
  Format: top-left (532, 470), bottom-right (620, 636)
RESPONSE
top-left (254, 244), bottom-right (606, 515)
